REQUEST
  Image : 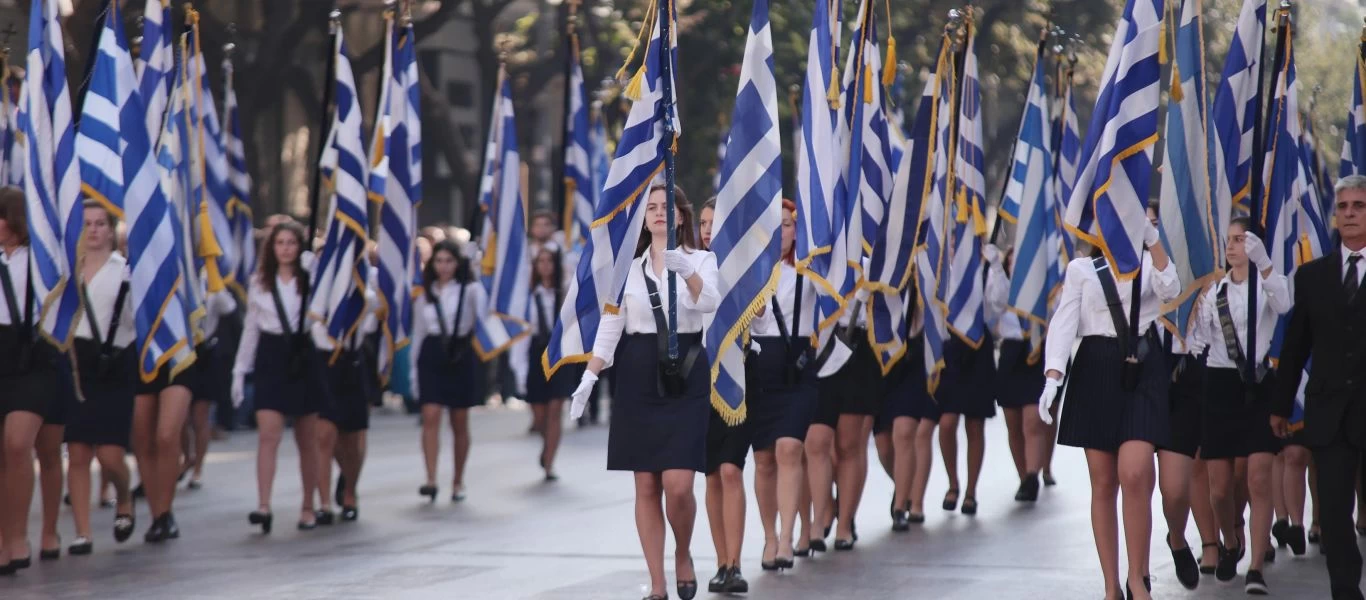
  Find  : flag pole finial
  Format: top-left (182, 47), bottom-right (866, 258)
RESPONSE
top-left (329, 9), bottom-right (342, 34)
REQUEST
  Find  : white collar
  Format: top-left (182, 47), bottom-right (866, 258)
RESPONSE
top-left (1344, 244), bottom-right (1365, 262)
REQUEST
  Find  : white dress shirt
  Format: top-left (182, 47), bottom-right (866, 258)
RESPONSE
top-left (76, 252), bottom-right (136, 349)
top-left (984, 263), bottom-right (1025, 341)
top-left (0, 245), bottom-right (34, 327)
top-left (1195, 270), bottom-right (1292, 369)
top-left (591, 249), bottom-right (721, 368)
top-left (233, 274), bottom-right (308, 377)
top-left (409, 280), bottom-right (489, 377)
top-left (1043, 253), bottom-right (1181, 376)
top-left (751, 263), bottom-right (818, 338)
top-left (1344, 244), bottom-right (1365, 287)
top-left (528, 283), bottom-right (561, 337)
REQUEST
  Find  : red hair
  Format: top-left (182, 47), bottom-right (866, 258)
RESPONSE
top-left (782, 199), bottom-right (796, 264)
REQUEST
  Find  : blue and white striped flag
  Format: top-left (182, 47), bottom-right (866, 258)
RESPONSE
top-left (1210, 0), bottom-right (1266, 224)
top-left (704, 0), bottom-right (783, 424)
top-left (185, 23), bottom-right (236, 293)
top-left (1065, 0), bottom-right (1164, 281)
top-left (309, 28), bottom-right (370, 360)
top-left (1003, 41), bottom-right (1057, 360)
top-left (946, 23), bottom-right (988, 347)
top-left (1301, 112), bottom-right (1333, 241)
top-left (137, 0), bottom-right (173, 149)
top-left (563, 32), bottom-right (594, 249)
top-left (1157, 0), bottom-right (1219, 344)
top-left (795, 0), bottom-right (844, 342)
top-left (917, 34), bottom-right (957, 395)
top-left (223, 55), bottom-right (255, 299)
top-left (77, 0), bottom-right (143, 218)
top-left (845, 0), bottom-right (895, 276)
top-left (161, 50), bottom-right (206, 340)
top-left (1343, 48), bottom-right (1366, 181)
top-left (18, 0), bottom-right (81, 347)
top-left (543, 4), bottom-right (680, 376)
top-left (1, 71), bottom-right (18, 187)
top-left (371, 17), bottom-right (422, 382)
top-left (1053, 63), bottom-right (1080, 266)
top-left (474, 69), bottom-right (531, 386)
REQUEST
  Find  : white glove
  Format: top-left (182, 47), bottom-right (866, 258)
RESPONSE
top-left (1144, 222), bottom-right (1161, 249)
top-left (1037, 378), bottom-right (1062, 425)
top-left (310, 322), bottom-right (333, 351)
top-left (1243, 232), bottom-right (1272, 272)
top-left (984, 244), bottom-right (1003, 266)
top-left (231, 375), bottom-right (245, 408)
top-left (854, 285), bottom-right (871, 305)
top-left (569, 371), bottom-right (598, 420)
top-left (663, 249), bottom-right (696, 279)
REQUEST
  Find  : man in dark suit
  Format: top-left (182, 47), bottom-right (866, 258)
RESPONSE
top-left (1273, 174), bottom-right (1366, 600)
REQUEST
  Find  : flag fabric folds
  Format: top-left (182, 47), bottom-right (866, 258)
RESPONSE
top-left (160, 44), bottom-right (207, 344)
top-left (223, 55), bottom-right (255, 299)
top-left (795, 0), bottom-right (844, 345)
top-left (1053, 62), bottom-right (1080, 266)
top-left (77, 0), bottom-right (141, 219)
top-left (473, 69), bottom-right (531, 388)
top-left (1064, 0), bottom-right (1164, 281)
top-left (704, 0), bottom-right (783, 424)
top-left (1156, 0), bottom-right (1219, 344)
top-left (916, 34), bottom-right (957, 395)
top-left (945, 23), bottom-right (988, 348)
top-left (1343, 47), bottom-right (1366, 181)
top-left (18, 0), bottom-right (81, 347)
top-left (137, 0), bottom-right (173, 147)
top-left (563, 31), bottom-right (594, 250)
top-left (543, 1), bottom-right (680, 376)
top-left (1209, 0), bottom-right (1266, 224)
top-left (184, 21), bottom-right (236, 294)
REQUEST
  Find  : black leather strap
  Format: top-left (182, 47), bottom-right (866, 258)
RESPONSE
top-left (1216, 282), bottom-right (1264, 384)
top-left (1092, 256), bottom-right (1140, 358)
top-left (0, 259), bottom-right (20, 331)
top-left (429, 282), bottom-right (469, 360)
top-left (532, 289), bottom-right (550, 339)
top-left (641, 261), bottom-right (700, 396)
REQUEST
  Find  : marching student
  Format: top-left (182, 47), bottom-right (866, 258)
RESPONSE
top-left (410, 239), bottom-right (488, 503)
top-left (569, 186), bottom-right (718, 600)
top-left (526, 243), bottom-right (574, 481)
top-left (1039, 221), bottom-right (1178, 600)
top-left (186, 275), bottom-right (238, 490)
top-left (62, 201), bottom-right (138, 555)
top-left (1194, 217), bottom-right (1290, 593)
top-left (873, 290), bottom-right (925, 531)
top-left (984, 245), bottom-right (1049, 503)
top-left (232, 220), bottom-right (326, 533)
top-left (935, 280), bottom-right (997, 517)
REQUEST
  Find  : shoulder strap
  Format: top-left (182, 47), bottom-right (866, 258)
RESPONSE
top-left (1092, 256), bottom-right (1131, 355)
top-left (429, 286), bottom-right (451, 339)
top-left (1215, 282), bottom-right (1253, 383)
top-left (0, 260), bottom-right (20, 331)
top-left (78, 283), bottom-right (105, 346)
top-left (451, 282), bottom-right (468, 338)
top-left (105, 282), bottom-right (130, 355)
top-left (641, 261), bottom-right (671, 343)
top-left (269, 281), bottom-right (296, 337)
top-left (792, 274), bottom-right (805, 339)
top-left (532, 289), bottom-right (550, 337)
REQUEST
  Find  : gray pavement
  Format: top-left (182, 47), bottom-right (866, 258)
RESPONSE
top-left (3, 403), bottom-right (1348, 599)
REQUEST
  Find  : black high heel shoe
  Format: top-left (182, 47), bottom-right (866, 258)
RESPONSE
top-left (341, 506), bottom-right (359, 522)
top-left (248, 510), bottom-right (274, 534)
top-left (942, 488), bottom-right (960, 511)
top-left (315, 509), bottom-right (335, 526)
top-left (808, 538), bottom-right (827, 553)
top-left (676, 557), bottom-right (697, 600)
top-left (892, 510), bottom-right (911, 532)
top-left (761, 542), bottom-right (779, 571)
top-left (960, 495), bottom-right (978, 516)
top-left (833, 537), bottom-right (855, 551)
top-left (419, 484), bottom-right (437, 503)
top-left (68, 537), bottom-right (93, 556)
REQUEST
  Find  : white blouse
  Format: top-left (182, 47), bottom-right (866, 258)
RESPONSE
top-left (76, 253), bottom-right (136, 348)
top-left (1043, 253), bottom-right (1181, 376)
top-left (232, 274), bottom-right (308, 377)
top-left (1194, 271), bottom-right (1291, 370)
top-left (984, 263), bottom-right (1025, 341)
top-left (590, 249), bottom-right (721, 368)
top-left (528, 284), bottom-right (560, 337)
top-left (751, 263), bottom-right (818, 338)
top-left (0, 246), bottom-right (34, 327)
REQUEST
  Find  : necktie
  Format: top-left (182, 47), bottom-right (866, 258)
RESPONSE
top-left (1347, 255), bottom-right (1362, 301)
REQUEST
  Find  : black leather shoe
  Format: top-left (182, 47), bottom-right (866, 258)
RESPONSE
top-left (1264, 546), bottom-right (1276, 563)
top-left (1245, 569), bottom-right (1268, 595)
top-left (833, 538), bottom-right (855, 551)
top-left (39, 541), bottom-right (60, 561)
top-left (1216, 543), bottom-right (1241, 582)
top-left (908, 512), bottom-right (925, 524)
top-left (297, 520), bottom-right (317, 531)
top-left (114, 513), bottom-right (135, 543)
top-left (1307, 527), bottom-right (1321, 544)
top-left (942, 488), bottom-right (959, 511)
top-left (144, 515), bottom-right (167, 543)
top-left (0, 561), bottom-right (15, 576)
top-left (67, 537), bottom-right (93, 556)
top-left (708, 567), bottom-right (728, 593)
top-left (341, 506), bottom-right (359, 522)
top-left (1167, 533), bottom-right (1199, 590)
top-left (775, 554), bottom-right (794, 570)
top-left (892, 510), bottom-right (910, 532)
top-left (961, 496), bottom-right (978, 516)
top-left (1271, 519), bottom-right (1290, 548)
top-left (419, 484), bottom-right (437, 503)
top-left (1015, 473), bottom-right (1040, 502)
top-left (9, 554), bottom-right (30, 570)
top-left (162, 513), bottom-right (179, 539)
top-left (1286, 524), bottom-right (1306, 556)
top-left (808, 539), bottom-right (826, 553)
top-left (1199, 542), bottom-right (1219, 575)
top-left (334, 474), bottom-right (346, 507)
top-left (315, 510), bottom-right (335, 526)
top-left (723, 567), bottom-right (748, 593)
top-left (676, 558), bottom-right (697, 600)
top-left (248, 510), bottom-right (273, 534)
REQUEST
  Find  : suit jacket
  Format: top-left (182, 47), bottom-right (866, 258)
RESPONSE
top-left (1275, 251), bottom-right (1366, 448)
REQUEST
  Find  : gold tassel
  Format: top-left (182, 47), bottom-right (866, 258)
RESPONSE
top-left (863, 65), bottom-right (873, 104)
top-left (1169, 62), bottom-right (1184, 103)
top-left (197, 201), bottom-right (225, 293)
top-left (1158, 1), bottom-right (1169, 65)
top-left (624, 67), bottom-right (645, 101)
top-left (971, 198), bottom-right (987, 237)
top-left (827, 65), bottom-right (841, 109)
top-left (955, 186), bottom-right (969, 224)
top-left (481, 231), bottom-right (498, 277)
top-left (882, 37), bottom-right (897, 87)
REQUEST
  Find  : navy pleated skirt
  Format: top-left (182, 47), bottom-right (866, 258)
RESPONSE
top-left (526, 335), bottom-right (580, 404)
top-left (819, 331), bottom-right (885, 417)
top-left (607, 333), bottom-right (709, 473)
top-left (877, 335), bottom-right (928, 433)
top-left (746, 336), bottom-right (817, 450)
top-left (1163, 352), bottom-right (1205, 458)
top-left (938, 335), bottom-right (997, 419)
top-left (418, 336), bottom-right (485, 409)
top-left (1201, 367), bottom-right (1282, 459)
top-left (253, 333), bottom-right (324, 417)
top-left (63, 339), bottom-right (136, 448)
top-left (319, 349), bottom-right (373, 433)
top-left (0, 328), bottom-right (61, 420)
top-left (1057, 336), bottom-right (1171, 452)
top-left (995, 338), bottom-right (1044, 408)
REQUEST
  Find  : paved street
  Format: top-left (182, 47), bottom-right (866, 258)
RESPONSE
top-left (3, 403), bottom-right (1347, 599)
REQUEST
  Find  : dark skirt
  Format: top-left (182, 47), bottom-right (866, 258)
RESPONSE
top-left (526, 335), bottom-right (579, 404)
top-left (995, 338), bottom-right (1044, 408)
top-left (938, 335), bottom-right (997, 419)
top-left (1057, 335), bottom-right (1171, 452)
top-left (191, 340), bottom-right (231, 405)
top-left (319, 349), bottom-right (372, 433)
top-left (0, 328), bottom-right (61, 420)
top-left (1201, 367), bottom-right (1283, 459)
top-left (136, 352), bottom-right (200, 398)
top-left (252, 333), bottom-right (323, 417)
top-left (746, 336), bottom-right (817, 450)
top-left (417, 336), bottom-right (485, 409)
top-left (63, 339), bottom-right (136, 448)
top-left (876, 336), bottom-right (928, 433)
top-left (1163, 352), bottom-right (1205, 458)
top-left (607, 333), bottom-right (709, 473)
top-left (706, 409), bottom-right (750, 474)
top-left (819, 330), bottom-right (885, 417)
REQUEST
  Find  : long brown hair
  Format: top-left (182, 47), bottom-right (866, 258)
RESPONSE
top-left (635, 184), bottom-right (698, 257)
top-left (0, 186), bottom-right (29, 247)
top-left (781, 198), bottom-right (796, 265)
top-left (257, 220), bottom-right (308, 296)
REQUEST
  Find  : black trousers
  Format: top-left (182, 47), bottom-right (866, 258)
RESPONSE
top-left (1314, 425), bottom-right (1365, 600)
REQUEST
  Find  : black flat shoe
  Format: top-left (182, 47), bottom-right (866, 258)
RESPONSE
top-left (419, 484), bottom-right (437, 503)
top-left (808, 539), bottom-right (826, 553)
top-left (833, 538), bottom-right (855, 551)
top-left (891, 509), bottom-right (910, 532)
top-left (1042, 471), bottom-right (1057, 486)
top-left (961, 495), bottom-right (978, 516)
top-left (68, 537), bottom-right (93, 556)
top-left (723, 566), bottom-right (748, 593)
top-left (113, 514), bottom-right (135, 543)
top-left (248, 510), bottom-right (274, 534)
top-left (1167, 532), bottom-right (1199, 590)
top-left (1286, 524), bottom-right (1306, 556)
top-left (1307, 527), bottom-right (1321, 544)
top-left (1015, 473), bottom-right (1040, 502)
top-left (1216, 543), bottom-right (1241, 582)
top-left (676, 557), bottom-right (697, 600)
top-left (0, 561), bottom-right (14, 576)
top-left (144, 515), bottom-right (168, 543)
top-left (341, 506), bottom-right (359, 522)
top-left (8, 556), bottom-right (30, 570)
top-left (451, 489), bottom-right (467, 503)
top-left (132, 483), bottom-right (145, 499)
top-left (708, 567), bottom-right (729, 593)
top-left (775, 555), bottom-right (794, 570)
top-left (297, 520), bottom-right (317, 531)
top-left (942, 488), bottom-right (960, 511)
top-left (162, 513), bottom-right (179, 539)
top-left (908, 512), bottom-right (925, 524)
top-left (641, 595), bottom-right (667, 600)
top-left (315, 510), bottom-right (335, 526)
top-left (1245, 569), bottom-right (1268, 595)
top-left (1264, 546), bottom-right (1276, 563)
top-left (1271, 519), bottom-right (1290, 548)
top-left (39, 547), bottom-right (59, 561)
top-left (793, 547), bottom-right (810, 558)
top-left (1199, 542), bottom-right (1219, 575)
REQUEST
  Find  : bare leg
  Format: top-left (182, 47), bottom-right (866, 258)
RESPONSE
top-left (68, 443), bottom-right (97, 539)
top-left (254, 410), bottom-right (286, 512)
top-left (293, 414), bottom-right (320, 523)
top-left (1158, 450), bottom-right (1193, 546)
top-left (1024, 403), bottom-right (1050, 475)
top-left (94, 445), bottom-right (132, 518)
top-left (1246, 452), bottom-right (1275, 571)
top-left (1003, 407), bottom-right (1026, 480)
top-left (753, 450), bottom-right (778, 564)
top-left (337, 431), bottom-right (366, 506)
top-left (315, 419), bottom-right (338, 514)
top-left (873, 431), bottom-right (894, 479)
top-left (891, 417), bottom-right (916, 512)
top-left (1117, 441), bottom-right (1157, 599)
top-left (833, 414), bottom-right (872, 541)
top-left (36, 424), bottom-right (64, 552)
top-left (1207, 458), bottom-right (1239, 550)
top-left (542, 399), bottom-right (564, 476)
top-left (2, 411), bottom-right (43, 560)
top-left (131, 395), bottom-right (160, 515)
top-left (450, 408), bottom-right (471, 494)
top-left (705, 473), bottom-right (726, 567)
top-left (662, 469), bottom-right (698, 588)
top-left (964, 418), bottom-right (985, 501)
top-left (152, 387), bottom-right (191, 515)
top-left (1189, 455), bottom-right (1220, 568)
top-left (420, 404), bottom-right (442, 487)
top-left (938, 413), bottom-right (962, 501)
top-left (1283, 445), bottom-right (1310, 527)
top-left (804, 424), bottom-right (835, 540)
top-left (190, 401), bottom-right (212, 483)
top-left (634, 472), bottom-right (668, 597)
top-left (720, 464), bottom-right (745, 566)
top-left (910, 418), bottom-right (937, 515)
top-left (1085, 449), bottom-right (1121, 599)
top-left (774, 438), bottom-right (804, 560)
top-left (796, 454), bottom-right (812, 550)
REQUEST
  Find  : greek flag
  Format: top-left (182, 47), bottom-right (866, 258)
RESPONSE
top-left (185, 23), bottom-right (236, 293)
top-left (1343, 49), bottom-right (1366, 180)
top-left (1065, 0), bottom-right (1163, 281)
top-left (543, 3), bottom-right (679, 376)
top-left (18, 0), bottom-right (81, 347)
top-left (712, 133), bottom-right (727, 195)
top-left (1, 72), bottom-right (18, 187)
top-left (1156, 0), bottom-right (1219, 343)
top-left (1210, 0), bottom-right (1266, 223)
top-left (704, 0), bottom-right (783, 424)
top-left (77, 0), bottom-right (143, 218)
top-left (473, 69), bottom-right (530, 388)
top-left (137, 0), bottom-right (172, 148)
top-left (309, 28), bottom-right (370, 360)
top-left (371, 18), bottom-right (422, 382)
top-left (945, 24), bottom-right (988, 347)
top-left (563, 32), bottom-right (594, 248)
top-left (847, 0), bottom-right (895, 271)
top-left (796, 0), bottom-right (843, 340)
top-left (1003, 41), bottom-right (1057, 360)
top-left (161, 51), bottom-right (206, 340)
top-left (917, 34), bottom-right (958, 395)
top-left (1301, 114), bottom-right (1333, 236)
top-left (223, 55), bottom-right (255, 299)
top-left (1053, 63), bottom-right (1080, 266)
